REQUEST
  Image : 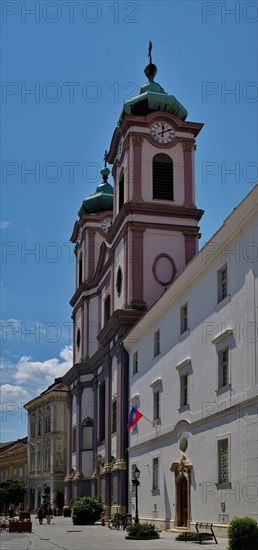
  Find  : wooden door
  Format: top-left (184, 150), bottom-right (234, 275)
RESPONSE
top-left (179, 477), bottom-right (188, 527)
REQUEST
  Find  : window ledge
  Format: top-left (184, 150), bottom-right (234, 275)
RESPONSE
top-left (153, 352), bottom-right (161, 360)
top-left (179, 329), bottom-right (190, 343)
top-left (216, 482), bottom-right (231, 490)
top-left (178, 404), bottom-right (190, 413)
top-left (216, 384), bottom-right (232, 395)
top-left (215, 295), bottom-right (231, 312)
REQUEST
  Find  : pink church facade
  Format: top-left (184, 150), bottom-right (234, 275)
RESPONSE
top-left (63, 53), bottom-right (204, 514)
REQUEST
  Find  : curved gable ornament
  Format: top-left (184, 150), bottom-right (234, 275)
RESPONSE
top-left (170, 454), bottom-right (192, 482)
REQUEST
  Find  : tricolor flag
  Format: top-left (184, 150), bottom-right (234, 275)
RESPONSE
top-left (127, 407), bottom-right (143, 430)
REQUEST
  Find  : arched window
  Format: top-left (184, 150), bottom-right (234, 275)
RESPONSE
top-left (82, 417), bottom-right (93, 450)
top-left (76, 327), bottom-right (81, 351)
top-left (152, 154), bottom-right (173, 200)
top-left (30, 413), bottom-right (36, 438)
top-left (104, 295), bottom-right (111, 324)
top-left (44, 406), bottom-right (51, 433)
top-left (119, 169), bottom-right (124, 211)
top-left (78, 254), bottom-right (83, 286)
top-left (38, 410), bottom-right (42, 436)
top-left (116, 267), bottom-right (122, 296)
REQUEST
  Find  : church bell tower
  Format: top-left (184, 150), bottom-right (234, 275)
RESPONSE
top-left (107, 44), bottom-right (203, 310)
top-left (64, 45), bottom-right (204, 514)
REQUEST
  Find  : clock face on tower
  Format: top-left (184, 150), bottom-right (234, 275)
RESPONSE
top-left (150, 121), bottom-right (175, 144)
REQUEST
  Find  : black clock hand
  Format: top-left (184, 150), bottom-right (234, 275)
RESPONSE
top-left (158, 127), bottom-right (172, 135)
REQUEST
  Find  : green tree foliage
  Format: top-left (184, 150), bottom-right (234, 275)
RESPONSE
top-left (71, 496), bottom-right (104, 525)
top-left (0, 480), bottom-right (26, 507)
top-left (228, 517), bottom-right (258, 550)
top-left (53, 491), bottom-right (64, 509)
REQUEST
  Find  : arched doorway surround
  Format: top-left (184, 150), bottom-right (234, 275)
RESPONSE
top-left (170, 454), bottom-right (192, 528)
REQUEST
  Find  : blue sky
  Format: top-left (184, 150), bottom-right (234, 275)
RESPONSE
top-left (1, 0), bottom-right (257, 441)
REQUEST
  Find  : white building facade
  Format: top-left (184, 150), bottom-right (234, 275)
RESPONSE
top-left (24, 379), bottom-right (67, 510)
top-left (124, 185), bottom-right (258, 536)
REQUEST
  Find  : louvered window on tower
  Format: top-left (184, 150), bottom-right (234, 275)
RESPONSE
top-left (153, 154), bottom-right (173, 200)
top-left (119, 171), bottom-right (124, 211)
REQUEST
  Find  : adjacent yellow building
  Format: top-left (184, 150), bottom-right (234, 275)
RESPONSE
top-left (0, 437), bottom-right (27, 483)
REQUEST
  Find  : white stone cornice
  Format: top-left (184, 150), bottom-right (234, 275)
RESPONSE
top-left (149, 378), bottom-right (162, 388)
top-left (212, 329), bottom-right (233, 345)
top-left (175, 358), bottom-right (191, 371)
top-left (127, 395), bottom-right (258, 453)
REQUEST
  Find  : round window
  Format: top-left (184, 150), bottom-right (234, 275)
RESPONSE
top-left (179, 436), bottom-right (188, 453)
top-left (116, 267), bottom-right (122, 296)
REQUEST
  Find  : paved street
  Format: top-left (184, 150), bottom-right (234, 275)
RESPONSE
top-left (0, 516), bottom-right (229, 550)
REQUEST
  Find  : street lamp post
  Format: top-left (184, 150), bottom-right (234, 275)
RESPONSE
top-left (132, 467), bottom-right (140, 524)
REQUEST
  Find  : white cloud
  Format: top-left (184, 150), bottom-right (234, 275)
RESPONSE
top-left (14, 345), bottom-right (73, 387)
top-left (0, 221), bottom-right (10, 229)
top-left (0, 384), bottom-right (31, 404)
top-left (0, 345), bottom-right (72, 412)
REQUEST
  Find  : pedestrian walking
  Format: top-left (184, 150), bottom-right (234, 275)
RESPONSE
top-left (46, 504), bottom-right (53, 524)
top-left (37, 505), bottom-right (45, 525)
top-left (8, 504), bottom-right (14, 518)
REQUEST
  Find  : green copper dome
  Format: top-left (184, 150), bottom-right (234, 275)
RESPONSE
top-left (118, 62), bottom-right (188, 124)
top-left (78, 167), bottom-right (113, 217)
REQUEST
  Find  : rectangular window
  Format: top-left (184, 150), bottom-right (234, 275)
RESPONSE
top-left (154, 330), bottom-right (160, 357)
top-left (0, 470), bottom-right (4, 480)
top-left (180, 303), bottom-right (188, 334)
top-left (218, 439), bottom-right (229, 483)
top-left (133, 352), bottom-right (138, 375)
top-left (218, 348), bottom-right (229, 388)
top-left (153, 391), bottom-right (160, 420)
top-left (44, 449), bottom-right (50, 469)
top-left (218, 265), bottom-right (228, 303)
top-left (30, 417), bottom-right (35, 438)
top-left (180, 375), bottom-right (188, 407)
top-left (112, 398), bottom-right (117, 433)
top-left (152, 457), bottom-right (159, 491)
top-left (37, 451), bottom-right (41, 470)
top-left (37, 415), bottom-right (42, 436)
top-left (19, 466), bottom-right (23, 480)
top-left (30, 454), bottom-right (35, 472)
top-left (13, 468), bottom-right (17, 480)
top-left (5, 469), bottom-right (8, 480)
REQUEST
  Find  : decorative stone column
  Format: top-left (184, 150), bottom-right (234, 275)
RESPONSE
top-left (64, 393), bottom-right (72, 504)
top-left (183, 230), bottom-right (198, 264)
top-left (132, 135), bottom-right (143, 201)
top-left (74, 385), bottom-right (83, 479)
top-left (182, 140), bottom-right (195, 207)
top-left (130, 227), bottom-right (145, 309)
top-left (113, 346), bottom-right (129, 513)
top-left (87, 230), bottom-right (96, 280)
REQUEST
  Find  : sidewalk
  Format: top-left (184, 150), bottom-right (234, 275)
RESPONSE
top-left (0, 516), bottom-right (229, 550)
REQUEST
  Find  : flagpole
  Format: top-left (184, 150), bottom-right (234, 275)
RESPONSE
top-left (141, 414), bottom-right (153, 424)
